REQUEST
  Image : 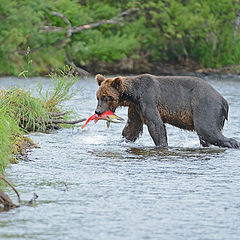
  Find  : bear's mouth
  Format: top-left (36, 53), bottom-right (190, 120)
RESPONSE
top-left (109, 102), bottom-right (118, 113)
top-left (109, 107), bottom-right (116, 113)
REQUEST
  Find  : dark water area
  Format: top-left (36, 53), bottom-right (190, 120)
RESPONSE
top-left (0, 75), bottom-right (240, 240)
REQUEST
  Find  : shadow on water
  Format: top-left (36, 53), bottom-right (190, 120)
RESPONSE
top-left (128, 146), bottom-right (226, 159)
top-left (90, 145), bottom-right (227, 162)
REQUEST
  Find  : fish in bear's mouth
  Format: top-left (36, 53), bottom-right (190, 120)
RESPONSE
top-left (81, 111), bottom-right (124, 129)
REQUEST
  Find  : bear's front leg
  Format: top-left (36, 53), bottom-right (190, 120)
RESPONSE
top-left (142, 105), bottom-right (168, 147)
top-left (122, 104), bottom-right (143, 142)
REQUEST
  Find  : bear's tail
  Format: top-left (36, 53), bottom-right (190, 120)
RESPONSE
top-left (222, 98), bottom-right (229, 121)
top-left (217, 98), bottom-right (229, 131)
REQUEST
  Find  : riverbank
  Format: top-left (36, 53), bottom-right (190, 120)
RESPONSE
top-left (2, 60), bottom-right (239, 78)
top-left (0, 72), bottom-right (85, 210)
top-left (0, 68), bottom-right (85, 176)
top-left (84, 59), bottom-right (240, 77)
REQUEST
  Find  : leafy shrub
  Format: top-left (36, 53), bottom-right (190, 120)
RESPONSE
top-left (0, 0), bottom-right (239, 75)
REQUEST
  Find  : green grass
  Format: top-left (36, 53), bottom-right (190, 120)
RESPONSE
top-left (0, 65), bottom-right (79, 175)
top-left (0, 88), bottom-right (50, 132)
top-left (39, 65), bottom-right (79, 112)
top-left (0, 104), bottom-right (20, 175)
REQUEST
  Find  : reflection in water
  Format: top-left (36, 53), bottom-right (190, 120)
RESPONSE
top-left (0, 77), bottom-right (240, 240)
top-left (127, 147), bottom-right (226, 160)
top-left (92, 146), bottom-right (226, 162)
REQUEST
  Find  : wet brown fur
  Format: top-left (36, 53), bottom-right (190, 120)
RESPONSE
top-left (96, 74), bottom-right (194, 134)
top-left (158, 107), bottom-right (194, 131)
top-left (95, 74), bottom-right (240, 148)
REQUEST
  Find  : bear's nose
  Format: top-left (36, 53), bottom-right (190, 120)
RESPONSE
top-left (95, 109), bottom-right (102, 115)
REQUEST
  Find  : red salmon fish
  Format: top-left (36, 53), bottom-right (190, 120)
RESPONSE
top-left (81, 110), bottom-right (124, 129)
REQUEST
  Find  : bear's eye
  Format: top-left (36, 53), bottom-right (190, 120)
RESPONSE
top-left (101, 96), bottom-right (109, 101)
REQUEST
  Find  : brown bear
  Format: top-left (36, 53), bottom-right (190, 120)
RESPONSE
top-left (95, 73), bottom-right (240, 148)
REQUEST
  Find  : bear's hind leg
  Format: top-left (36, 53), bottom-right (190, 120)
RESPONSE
top-left (195, 123), bottom-right (240, 149)
top-left (199, 137), bottom-right (210, 147)
top-left (194, 105), bottom-right (239, 149)
top-left (122, 104), bottom-right (143, 142)
top-left (198, 129), bottom-right (239, 148)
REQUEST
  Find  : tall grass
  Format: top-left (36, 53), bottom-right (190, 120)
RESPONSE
top-left (0, 65), bottom-right (79, 175)
top-left (0, 88), bottom-right (50, 132)
top-left (39, 65), bottom-right (79, 112)
top-left (0, 105), bottom-right (20, 175)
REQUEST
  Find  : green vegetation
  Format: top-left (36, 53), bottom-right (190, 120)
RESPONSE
top-left (0, 105), bottom-right (20, 174)
top-left (0, 66), bottom-right (79, 174)
top-left (1, 88), bottom-right (50, 132)
top-left (0, 0), bottom-right (239, 76)
top-left (39, 66), bottom-right (79, 112)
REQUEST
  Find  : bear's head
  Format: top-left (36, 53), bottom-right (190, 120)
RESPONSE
top-left (95, 74), bottom-right (125, 115)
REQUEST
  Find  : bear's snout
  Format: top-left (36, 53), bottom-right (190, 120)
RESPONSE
top-left (95, 99), bottom-right (108, 115)
top-left (95, 109), bottom-right (103, 115)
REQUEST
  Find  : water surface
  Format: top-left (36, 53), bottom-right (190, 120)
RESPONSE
top-left (0, 76), bottom-right (240, 240)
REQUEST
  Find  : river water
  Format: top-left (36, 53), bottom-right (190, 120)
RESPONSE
top-left (0, 75), bottom-right (240, 240)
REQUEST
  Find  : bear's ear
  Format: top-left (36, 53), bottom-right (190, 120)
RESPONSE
top-left (96, 74), bottom-right (105, 86)
top-left (111, 76), bottom-right (124, 93)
